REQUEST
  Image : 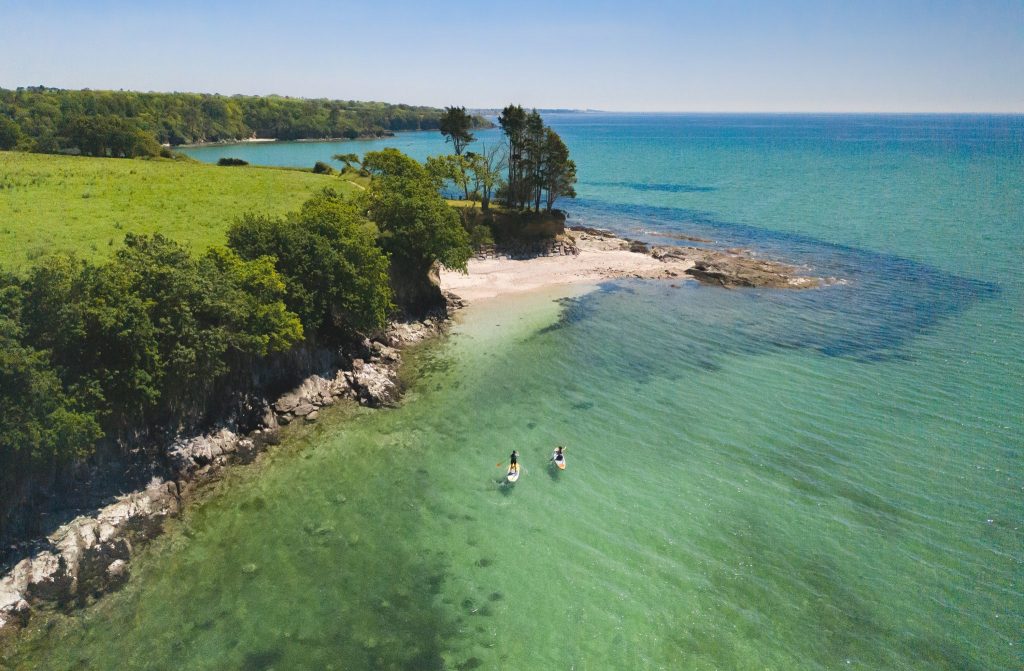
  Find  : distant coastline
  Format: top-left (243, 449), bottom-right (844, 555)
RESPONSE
top-left (173, 131), bottom-right (401, 149)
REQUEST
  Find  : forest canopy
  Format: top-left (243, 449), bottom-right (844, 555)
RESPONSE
top-left (0, 86), bottom-right (490, 156)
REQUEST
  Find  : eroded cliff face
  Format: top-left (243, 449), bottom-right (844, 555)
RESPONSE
top-left (389, 262), bottom-right (447, 319)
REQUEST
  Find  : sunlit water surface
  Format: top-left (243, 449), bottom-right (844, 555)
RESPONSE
top-left (6, 115), bottom-right (1022, 670)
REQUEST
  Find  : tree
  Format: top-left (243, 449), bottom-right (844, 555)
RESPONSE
top-left (362, 147), bottom-right (435, 182)
top-left (438, 106), bottom-right (475, 156)
top-left (542, 129), bottom-right (577, 212)
top-left (228, 191), bottom-right (393, 337)
top-left (465, 144), bottom-right (506, 211)
top-left (360, 150), bottom-right (471, 311)
top-left (0, 276), bottom-right (101, 530)
top-left (0, 115), bottom-right (21, 150)
top-left (332, 152), bottom-right (362, 173)
top-left (425, 154), bottom-right (473, 201)
top-left (498, 105), bottom-right (527, 208)
top-left (0, 86), bottom-right (476, 156)
top-left (59, 114), bottom-right (160, 157)
top-left (20, 235), bottom-right (304, 433)
top-left (498, 106), bottom-right (576, 212)
top-left (361, 155), bottom-right (471, 273)
top-left (523, 110), bottom-right (546, 211)
top-left (198, 247), bottom-right (305, 356)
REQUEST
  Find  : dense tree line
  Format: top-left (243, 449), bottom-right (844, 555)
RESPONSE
top-left (430, 104), bottom-right (576, 214)
top-left (498, 105), bottom-right (577, 212)
top-left (0, 152), bottom-right (471, 539)
top-left (0, 86), bottom-right (489, 157)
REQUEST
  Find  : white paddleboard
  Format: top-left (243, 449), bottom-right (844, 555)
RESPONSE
top-left (506, 465), bottom-right (520, 482)
top-left (552, 452), bottom-right (566, 470)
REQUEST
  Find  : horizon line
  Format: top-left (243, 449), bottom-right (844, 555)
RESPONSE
top-left (482, 109), bottom-right (1024, 116)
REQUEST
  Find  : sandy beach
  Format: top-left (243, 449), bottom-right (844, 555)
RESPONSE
top-left (439, 230), bottom-right (695, 302)
top-left (439, 227), bottom-right (824, 303)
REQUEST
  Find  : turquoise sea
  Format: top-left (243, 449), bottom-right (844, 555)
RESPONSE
top-left (5, 115), bottom-right (1022, 670)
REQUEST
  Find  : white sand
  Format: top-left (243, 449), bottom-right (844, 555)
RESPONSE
top-left (440, 232), bottom-right (694, 303)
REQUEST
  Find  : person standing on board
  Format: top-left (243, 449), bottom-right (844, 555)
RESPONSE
top-left (509, 450), bottom-right (519, 473)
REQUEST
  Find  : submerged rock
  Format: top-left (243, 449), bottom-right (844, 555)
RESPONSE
top-left (650, 245), bottom-right (821, 289)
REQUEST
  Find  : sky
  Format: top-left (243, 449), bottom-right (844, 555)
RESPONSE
top-left (1, 0), bottom-right (1022, 112)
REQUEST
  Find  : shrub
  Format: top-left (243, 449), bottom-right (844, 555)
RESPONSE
top-left (228, 190), bottom-right (393, 337)
top-left (217, 157), bottom-right (248, 166)
top-left (0, 116), bottom-right (21, 150)
top-left (20, 235), bottom-right (302, 433)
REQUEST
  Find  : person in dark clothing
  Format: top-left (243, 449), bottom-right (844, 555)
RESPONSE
top-left (509, 450), bottom-right (519, 472)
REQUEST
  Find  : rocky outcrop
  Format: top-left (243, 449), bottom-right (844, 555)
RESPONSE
top-left (168, 429), bottom-right (252, 478)
top-left (650, 245), bottom-right (822, 289)
top-left (474, 237), bottom-right (579, 260)
top-left (349, 359), bottom-right (401, 407)
top-left (0, 315), bottom-right (451, 635)
top-left (565, 226), bottom-right (824, 289)
top-left (0, 478), bottom-right (178, 628)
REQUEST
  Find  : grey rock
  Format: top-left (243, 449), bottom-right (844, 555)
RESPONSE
top-left (351, 362), bottom-right (400, 407)
top-left (0, 587), bottom-right (30, 629)
top-left (9, 559), bottom-right (31, 594)
top-left (293, 403), bottom-right (316, 417)
top-left (274, 394), bottom-right (301, 413)
top-left (168, 429), bottom-right (239, 476)
top-left (375, 345), bottom-right (400, 363)
top-left (293, 375), bottom-right (334, 404)
top-left (24, 551), bottom-right (71, 603)
top-left (261, 404), bottom-right (279, 429)
top-left (0, 579), bottom-right (24, 616)
top-left (105, 559), bottom-right (129, 588)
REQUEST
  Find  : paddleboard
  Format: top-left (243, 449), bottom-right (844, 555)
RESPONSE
top-left (552, 451), bottom-right (566, 470)
top-left (506, 465), bottom-right (520, 482)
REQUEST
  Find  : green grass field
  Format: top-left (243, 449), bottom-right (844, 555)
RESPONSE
top-left (0, 152), bottom-right (353, 272)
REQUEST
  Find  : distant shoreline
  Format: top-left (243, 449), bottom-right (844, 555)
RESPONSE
top-left (174, 131), bottom-right (405, 149)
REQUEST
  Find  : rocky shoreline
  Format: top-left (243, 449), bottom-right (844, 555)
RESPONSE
top-left (568, 226), bottom-right (826, 289)
top-left (441, 225), bottom-right (829, 304)
top-left (0, 224), bottom-right (825, 638)
top-left (0, 304), bottom-right (462, 637)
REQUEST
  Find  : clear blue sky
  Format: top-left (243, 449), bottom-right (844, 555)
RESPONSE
top-left (1, 0), bottom-right (1021, 112)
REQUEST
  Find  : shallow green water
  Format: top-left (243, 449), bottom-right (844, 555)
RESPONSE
top-left (7, 116), bottom-right (1022, 670)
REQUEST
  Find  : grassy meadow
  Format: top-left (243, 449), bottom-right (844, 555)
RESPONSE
top-left (0, 152), bottom-right (355, 272)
